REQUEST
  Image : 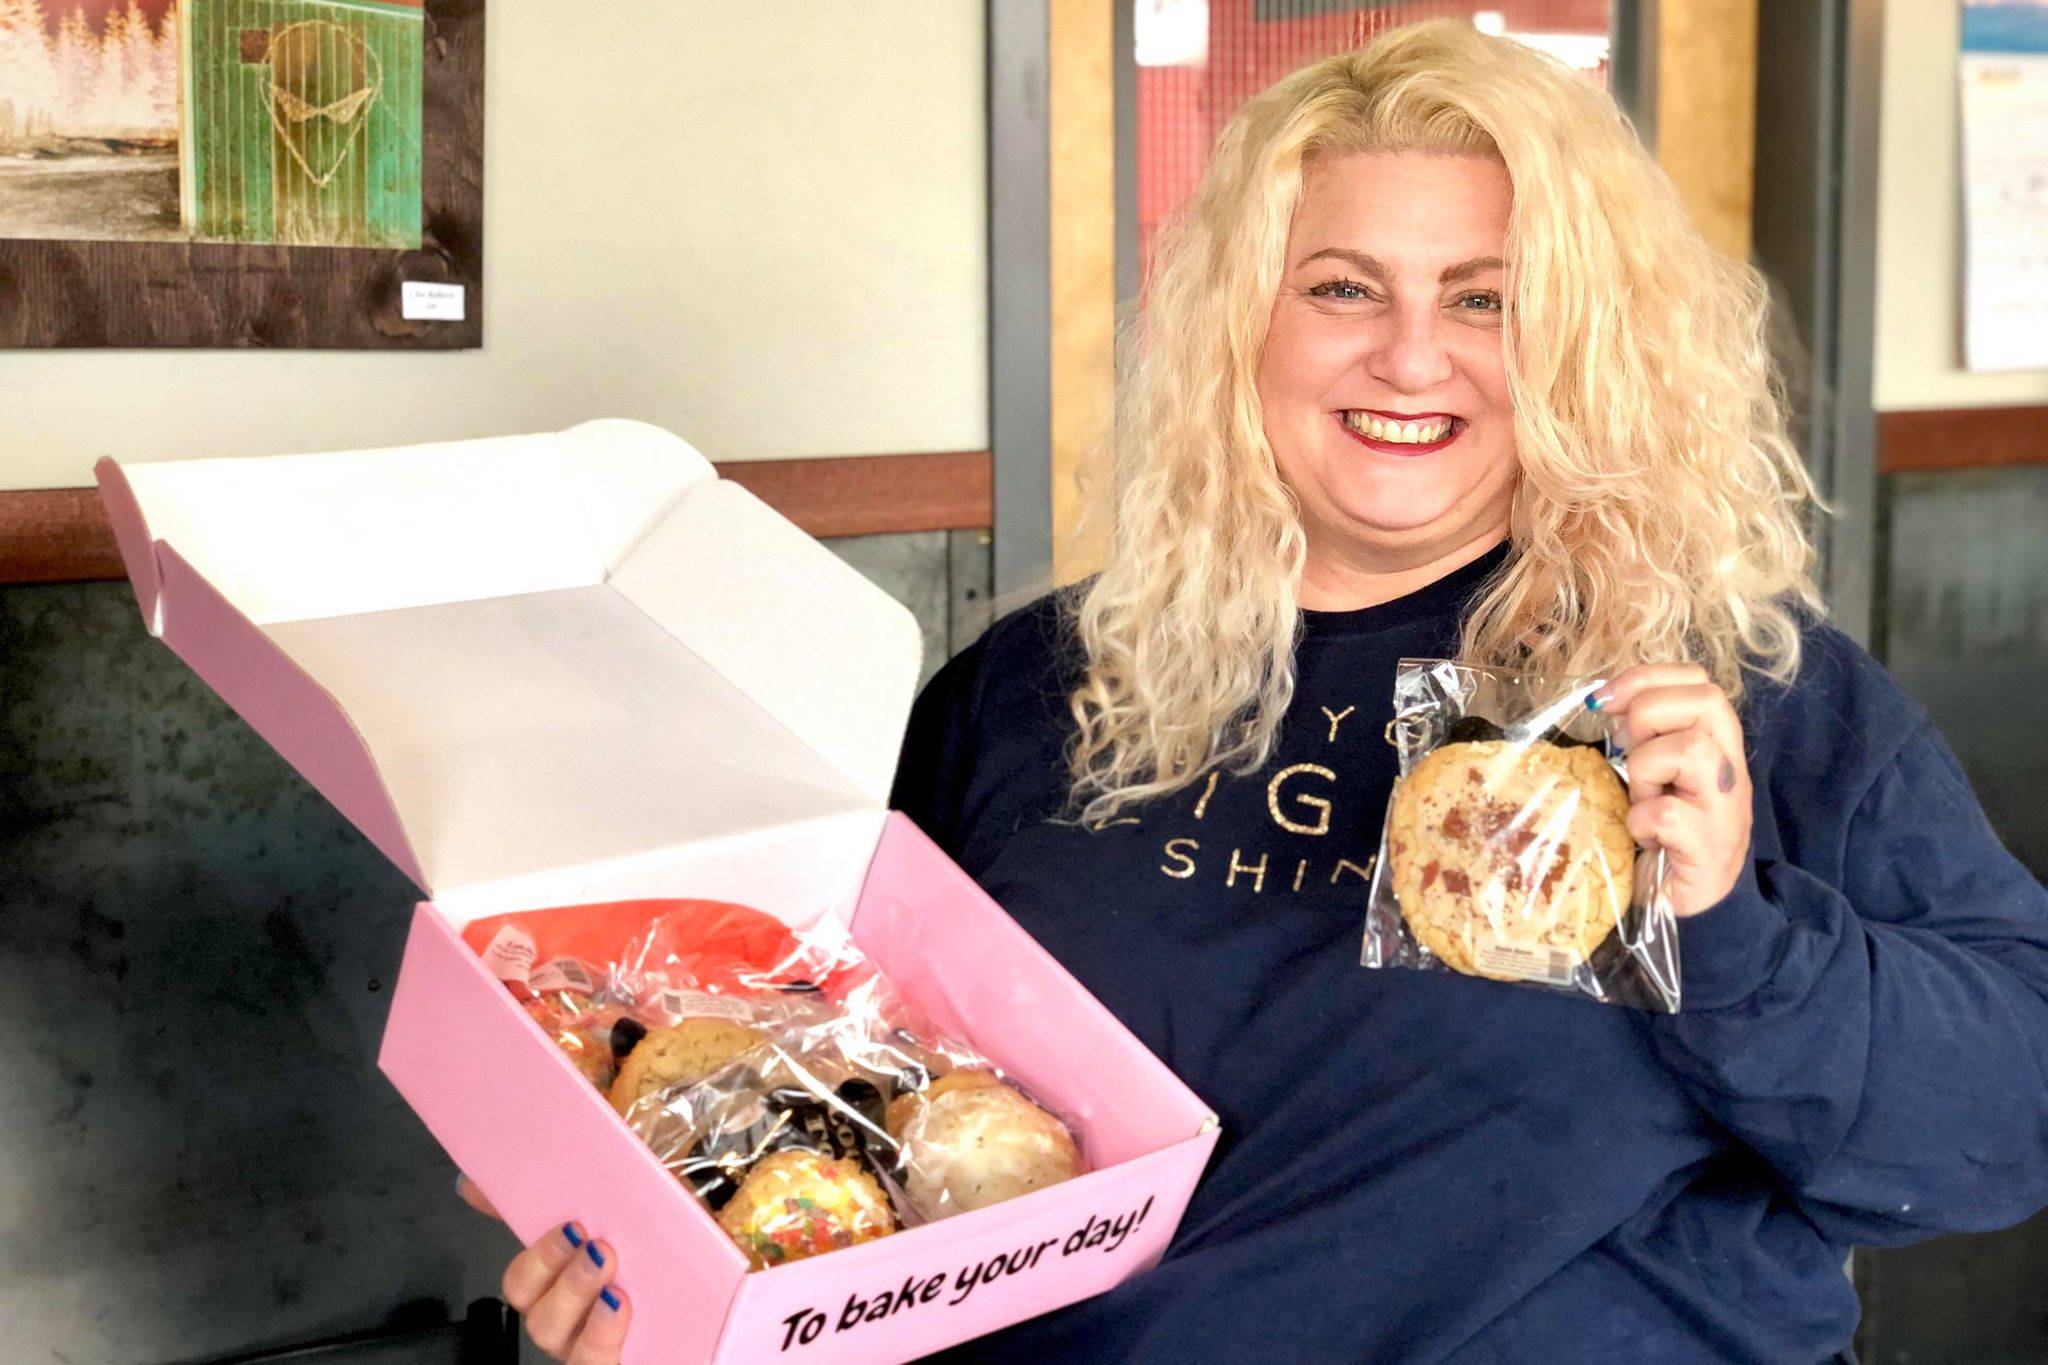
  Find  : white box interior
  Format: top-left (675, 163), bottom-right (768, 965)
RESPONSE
top-left (264, 587), bottom-right (878, 911)
top-left (113, 420), bottom-right (923, 924)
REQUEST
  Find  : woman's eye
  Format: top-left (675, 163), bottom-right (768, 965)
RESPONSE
top-left (1456, 291), bottom-right (1504, 313)
top-left (1307, 279), bottom-right (1370, 301)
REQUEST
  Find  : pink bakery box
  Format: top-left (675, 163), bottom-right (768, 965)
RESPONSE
top-left (95, 419), bottom-right (1220, 1365)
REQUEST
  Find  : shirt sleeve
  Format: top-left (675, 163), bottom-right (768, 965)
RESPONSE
top-left (1647, 717), bottom-right (2048, 1246)
top-left (888, 634), bottom-right (990, 861)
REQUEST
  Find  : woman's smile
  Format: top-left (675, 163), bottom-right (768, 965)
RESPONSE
top-left (1335, 409), bottom-right (1466, 456)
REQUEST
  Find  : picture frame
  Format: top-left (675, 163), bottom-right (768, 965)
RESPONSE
top-left (0, 0), bottom-right (482, 349)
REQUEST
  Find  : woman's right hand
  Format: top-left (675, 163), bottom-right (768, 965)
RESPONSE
top-left (458, 1173), bottom-right (634, 1363)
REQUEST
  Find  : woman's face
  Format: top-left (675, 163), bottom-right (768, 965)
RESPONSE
top-left (1256, 150), bottom-right (1518, 576)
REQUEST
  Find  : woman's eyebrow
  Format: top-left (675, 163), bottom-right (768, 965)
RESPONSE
top-left (1296, 247), bottom-right (1387, 276)
top-left (1294, 247), bottom-right (1504, 284)
top-left (1440, 255), bottom-right (1504, 284)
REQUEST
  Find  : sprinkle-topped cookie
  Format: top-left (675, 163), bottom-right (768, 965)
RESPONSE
top-left (715, 1149), bottom-right (896, 1269)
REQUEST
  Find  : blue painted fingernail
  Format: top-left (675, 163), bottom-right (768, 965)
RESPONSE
top-left (562, 1223), bottom-right (583, 1249)
top-left (1585, 694), bottom-right (1604, 711)
top-left (600, 1288), bottom-right (622, 1312)
top-left (586, 1241), bottom-right (606, 1268)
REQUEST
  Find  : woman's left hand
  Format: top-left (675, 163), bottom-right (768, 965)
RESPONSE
top-left (1591, 663), bottom-right (1753, 917)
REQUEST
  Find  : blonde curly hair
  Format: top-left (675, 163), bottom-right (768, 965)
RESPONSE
top-left (1061, 19), bottom-right (1823, 829)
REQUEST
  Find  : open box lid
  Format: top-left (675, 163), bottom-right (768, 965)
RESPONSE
top-left (95, 420), bottom-right (924, 914)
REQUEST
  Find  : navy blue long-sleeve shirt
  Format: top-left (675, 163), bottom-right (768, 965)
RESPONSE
top-left (891, 546), bottom-right (2048, 1363)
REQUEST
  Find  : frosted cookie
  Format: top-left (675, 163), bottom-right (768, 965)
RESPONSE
top-left (884, 1066), bottom-right (1003, 1140)
top-left (897, 1079), bottom-right (1082, 1217)
top-left (1388, 738), bottom-right (1634, 984)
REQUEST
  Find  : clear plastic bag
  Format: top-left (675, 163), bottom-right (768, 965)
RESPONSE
top-left (1362, 658), bottom-right (1679, 1012)
top-left (508, 961), bottom-right (632, 1090)
top-left (625, 945), bottom-right (1087, 1267)
top-left (482, 901), bottom-right (1088, 1269)
top-left (469, 899), bottom-right (806, 1099)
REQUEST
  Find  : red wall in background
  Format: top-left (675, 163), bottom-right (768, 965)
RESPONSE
top-left (1136, 0), bottom-right (1613, 280)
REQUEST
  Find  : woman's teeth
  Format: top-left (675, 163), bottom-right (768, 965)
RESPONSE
top-left (1342, 412), bottom-right (1455, 444)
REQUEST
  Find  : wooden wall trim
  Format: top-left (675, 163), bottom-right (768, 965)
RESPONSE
top-left (717, 450), bottom-right (991, 539)
top-left (24, 411), bottom-right (2041, 582)
top-left (0, 450), bottom-right (993, 586)
top-left (0, 488), bottom-right (125, 585)
top-left (1879, 406), bottom-right (2048, 473)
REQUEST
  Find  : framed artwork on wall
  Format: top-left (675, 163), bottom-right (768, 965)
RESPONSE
top-left (0, 0), bottom-right (481, 348)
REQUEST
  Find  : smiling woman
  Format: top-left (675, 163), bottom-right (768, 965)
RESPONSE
top-left (869, 17), bottom-right (2048, 1365)
top-left (481, 18), bottom-right (2048, 1365)
top-left (1060, 21), bottom-right (1820, 828)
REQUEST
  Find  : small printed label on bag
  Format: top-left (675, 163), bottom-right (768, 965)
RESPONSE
top-left (1473, 940), bottom-right (1578, 987)
top-left (653, 988), bottom-right (756, 1022)
top-left (480, 924), bottom-right (537, 985)
top-left (530, 957), bottom-right (596, 996)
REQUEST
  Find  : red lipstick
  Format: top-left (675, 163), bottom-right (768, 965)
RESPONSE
top-left (1334, 410), bottom-right (1465, 457)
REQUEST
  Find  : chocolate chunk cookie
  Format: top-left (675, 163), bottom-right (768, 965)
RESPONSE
top-left (1388, 738), bottom-right (1634, 984)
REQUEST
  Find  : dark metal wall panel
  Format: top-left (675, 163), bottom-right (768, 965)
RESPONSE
top-left (1856, 1205), bottom-right (2048, 1365)
top-left (1878, 467), bottom-right (2048, 876)
top-left (947, 528), bottom-right (998, 655)
top-left (0, 580), bottom-right (511, 1365)
top-left (1853, 465), bottom-right (2048, 1365)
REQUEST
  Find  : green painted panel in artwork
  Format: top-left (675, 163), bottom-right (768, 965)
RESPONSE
top-left (183, 0), bottom-right (423, 248)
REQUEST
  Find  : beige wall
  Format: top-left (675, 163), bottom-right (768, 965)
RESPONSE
top-left (2, 3), bottom-right (988, 491)
top-left (1874, 0), bottom-right (2048, 411)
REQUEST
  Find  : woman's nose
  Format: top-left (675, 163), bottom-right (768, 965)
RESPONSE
top-left (1364, 308), bottom-right (1455, 393)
